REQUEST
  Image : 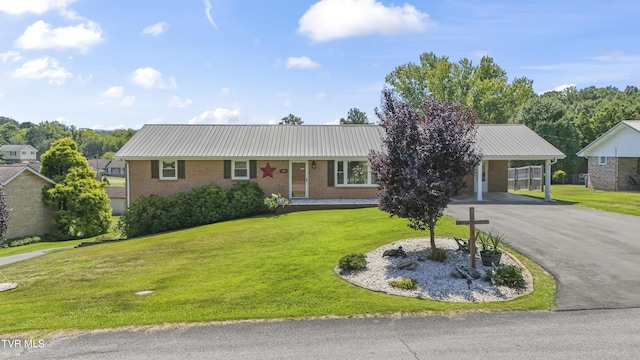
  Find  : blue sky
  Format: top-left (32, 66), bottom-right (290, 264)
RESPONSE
top-left (0, 0), bottom-right (638, 130)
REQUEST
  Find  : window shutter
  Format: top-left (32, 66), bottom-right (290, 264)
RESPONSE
top-left (250, 160), bottom-right (257, 179)
top-left (151, 160), bottom-right (159, 179)
top-left (223, 160), bottom-right (231, 179)
top-left (327, 160), bottom-right (334, 187)
top-left (178, 160), bottom-right (185, 179)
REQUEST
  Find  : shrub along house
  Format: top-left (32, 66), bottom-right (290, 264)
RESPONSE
top-left (114, 124), bottom-right (564, 207)
top-left (577, 120), bottom-right (640, 191)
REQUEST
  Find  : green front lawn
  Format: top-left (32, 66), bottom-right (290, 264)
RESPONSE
top-left (513, 185), bottom-right (640, 216)
top-left (0, 208), bottom-right (554, 337)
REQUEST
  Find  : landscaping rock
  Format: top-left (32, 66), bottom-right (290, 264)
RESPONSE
top-left (455, 264), bottom-right (481, 279)
top-left (382, 246), bottom-right (407, 258)
top-left (397, 259), bottom-right (418, 270)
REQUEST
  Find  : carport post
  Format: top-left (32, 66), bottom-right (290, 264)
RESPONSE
top-left (545, 159), bottom-right (551, 201)
top-left (476, 161), bottom-right (483, 201)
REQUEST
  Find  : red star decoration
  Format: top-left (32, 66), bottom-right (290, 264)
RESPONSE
top-left (260, 162), bottom-right (276, 178)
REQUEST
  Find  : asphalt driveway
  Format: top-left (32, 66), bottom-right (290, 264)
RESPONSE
top-left (445, 202), bottom-right (640, 310)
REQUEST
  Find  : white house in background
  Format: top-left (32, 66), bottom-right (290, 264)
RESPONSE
top-left (1, 144), bottom-right (38, 164)
top-left (577, 120), bottom-right (640, 191)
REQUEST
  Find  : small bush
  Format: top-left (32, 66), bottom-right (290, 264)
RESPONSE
top-left (428, 247), bottom-right (447, 262)
top-left (389, 277), bottom-right (418, 290)
top-left (495, 265), bottom-right (526, 289)
top-left (227, 182), bottom-right (266, 218)
top-left (339, 253), bottom-right (367, 272)
top-left (1, 236), bottom-right (42, 248)
top-left (264, 193), bottom-right (290, 211)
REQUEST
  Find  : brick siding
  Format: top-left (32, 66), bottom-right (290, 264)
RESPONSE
top-left (588, 156), bottom-right (640, 191)
top-left (5, 172), bottom-right (56, 239)
top-left (127, 160), bottom-right (378, 203)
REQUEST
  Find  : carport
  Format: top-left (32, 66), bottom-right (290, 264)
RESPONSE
top-left (474, 125), bottom-right (565, 201)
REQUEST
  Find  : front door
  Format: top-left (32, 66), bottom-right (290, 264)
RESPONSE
top-left (290, 161), bottom-right (308, 198)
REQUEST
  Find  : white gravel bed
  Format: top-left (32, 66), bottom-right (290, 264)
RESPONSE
top-left (337, 237), bottom-right (533, 303)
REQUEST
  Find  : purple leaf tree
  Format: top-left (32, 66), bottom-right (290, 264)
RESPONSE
top-left (369, 89), bottom-right (482, 250)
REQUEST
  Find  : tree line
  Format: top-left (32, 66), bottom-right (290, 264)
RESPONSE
top-left (0, 117), bottom-right (136, 160)
top-left (384, 52), bottom-right (640, 175)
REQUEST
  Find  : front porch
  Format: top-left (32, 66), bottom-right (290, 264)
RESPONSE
top-left (278, 198), bottom-right (378, 214)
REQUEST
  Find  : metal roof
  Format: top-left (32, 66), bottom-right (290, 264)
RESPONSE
top-left (115, 124), bottom-right (565, 161)
top-left (477, 124), bottom-right (565, 160)
top-left (577, 120), bottom-right (640, 157)
top-left (115, 125), bottom-right (385, 160)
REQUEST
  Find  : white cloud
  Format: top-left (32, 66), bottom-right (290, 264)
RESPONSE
top-left (268, 119), bottom-right (278, 125)
top-left (188, 107), bottom-right (240, 124)
top-left (167, 96), bottom-right (193, 108)
top-left (90, 124), bottom-right (127, 130)
top-left (11, 56), bottom-right (72, 85)
top-left (315, 92), bottom-right (327, 100)
top-left (131, 67), bottom-right (176, 89)
top-left (0, 0), bottom-right (76, 15)
top-left (142, 22), bottom-right (169, 36)
top-left (298, 0), bottom-right (433, 42)
top-left (324, 118), bottom-right (340, 125)
top-left (220, 87), bottom-right (230, 95)
top-left (15, 20), bottom-right (103, 53)
top-left (0, 92), bottom-right (4, 98)
top-left (54, 116), bottom-right (71, 124)
top-left (102, 86), bottom-right (123, 98)
top-left (203, 0), bottom-right (219, 30)
top-left (0, 50), bottom-right (22, 63)
top-left (472, 50), bottom-right (489, 59)
top-left (120, 96), bottom-right (136, 107)
top-left (286, 56), bottom-right (320, 69)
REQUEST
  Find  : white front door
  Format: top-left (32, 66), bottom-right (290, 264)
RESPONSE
top-left (290, 161), bottom-right (308, 198)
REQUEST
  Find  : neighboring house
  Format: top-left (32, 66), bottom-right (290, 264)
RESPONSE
top-left (0, 164), bottom-right (56, 239)
top-left (114, 124), bottom-right (565, 206)
top-left (577, 120), bottom-right (640, 191)
top-left (1, 144), bottom-right (38, 164)
top-left (104, 160), bottom-right (125, 177)
top-left (88, 159), bottom-right (126, 178)
top-left (105, 187), bottom-right (126, 215)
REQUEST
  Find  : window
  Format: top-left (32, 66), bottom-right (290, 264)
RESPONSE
top-left (232, 160), bottom-right (249, 180)
top-left (9, 151), bottom-right (17, 156)
top-left (22, 151), bottom-right (26, 155)
top-left (637, 158), bottom-right (640, 175)
top-left (160, 160), bottom-right (177, 180)
top-left (598, 156), bottom-right (607, 165)
top-left (335, 160), bottom-right (376, 186)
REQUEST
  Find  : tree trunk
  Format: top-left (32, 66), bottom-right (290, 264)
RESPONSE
top-left (429, 227), bottom-right (436, 250)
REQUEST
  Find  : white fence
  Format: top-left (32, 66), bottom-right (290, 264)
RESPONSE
top-left (508, 166), bottom-right (543, 191)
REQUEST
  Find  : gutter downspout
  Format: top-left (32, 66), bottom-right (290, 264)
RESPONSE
top-left (125, 160), bottom-right (130, 208)
top-left (545, 158), bottom-right (558, 201)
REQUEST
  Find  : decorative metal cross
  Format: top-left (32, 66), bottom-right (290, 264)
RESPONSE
top-left (455, 207), bottom-right (489, 268)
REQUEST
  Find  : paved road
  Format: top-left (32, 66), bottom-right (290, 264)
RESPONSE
top-left (3, 309), bottom-right (640, 360)
top-left (445, 203), bottom-right (640, 310)
top-left (0, 247), bottom-right (72, 267)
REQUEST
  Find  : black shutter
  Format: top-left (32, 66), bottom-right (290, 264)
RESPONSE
top-left (327, 160), bottom-right (334, 187)
top-left (223, 160), bottom-right (231, 179)
top-left (151, 160), bottom-right (159, 179)
top-left (250, 160), bottom-right (257, 179)
top-left (178, 160), bottom-right (185, 179)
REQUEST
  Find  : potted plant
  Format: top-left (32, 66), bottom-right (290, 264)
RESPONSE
top-left (477, 228), bottom-right (506, 266)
